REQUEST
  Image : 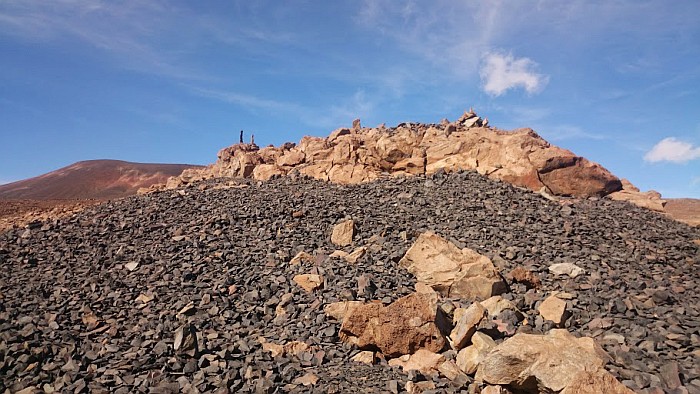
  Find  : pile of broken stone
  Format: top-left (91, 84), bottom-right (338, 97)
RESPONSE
top-left (2, 172), bottom-right (696, 393)
top-left (316, 224), bottom-right (633, 394)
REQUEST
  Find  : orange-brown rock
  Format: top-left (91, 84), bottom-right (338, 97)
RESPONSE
top-left (339, 292), bottom-right (446, 357)
top-left (608, 179), bottom-right (666, 212)
top-left (158, 112), bottom-right (624, 199)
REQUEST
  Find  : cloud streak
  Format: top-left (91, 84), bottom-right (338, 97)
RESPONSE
top-left (480, 52), bottom-right (549, 96)
top-left (644, 137), bottom-right (700, 163)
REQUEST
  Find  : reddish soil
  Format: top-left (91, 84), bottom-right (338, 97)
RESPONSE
top-left (665, 198), bottom-right (700, 227)
top-left (0, 160), bottom-right (201, 200)
top-left (0, 160), bottom-right (202, 231)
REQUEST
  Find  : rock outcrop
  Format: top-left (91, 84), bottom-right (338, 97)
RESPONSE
top-left (158, 110), bottom-right (623, 199)
top-left (608, 178), bottom-right (666, 212)
top-left (399, 231), bottom-right (507, 300)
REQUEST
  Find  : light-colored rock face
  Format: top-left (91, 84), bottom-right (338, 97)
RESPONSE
top-left (538, 294), bottom-right (569, 326)
top-left (561, 369), bottom-right (635, 394)
top-left (339, 292), bottom-right (446, 357)
top-left (480, 296), bottom-right (523, 319)
top-left (331, 219), bottom-right (355, 247)
top-left (549, 262), bottom-right (584, 278)
top-left (387, 349), bottom-right (445, 375)
top-left (449, 302), bottom-right (487, 350)
top-left (608, 178), bottom-right (666, 212)
top-left (475, 329), bottom-right (611, 393)
top-left (158, 112), bottom-right (624, 199)
top-left (399, 232), bottom-right (507, 300)
top-left (292, 274), bottom-right (323, 292)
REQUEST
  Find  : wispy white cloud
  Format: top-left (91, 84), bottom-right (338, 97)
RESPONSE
top-left (480, 51), bottom-right (549, 96)
top-left (543, 125), bottom-right (606, 141)
top-left (644, 137), bottom-right (700, 163)
top-left (191, 87), bottom-right (375, 130)
top-left (0, 0), bottom-right (290, 82)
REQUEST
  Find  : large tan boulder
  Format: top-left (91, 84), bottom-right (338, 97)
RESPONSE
top-left (399, 232), bottom-right (507, 300)
top-left (475, 329), bottom-right (621, 393)
top-left (339, 292), bottom-right (446, 357)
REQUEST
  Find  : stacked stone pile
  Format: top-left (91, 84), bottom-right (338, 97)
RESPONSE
top-left (1, 171), bottom-right (698, 393)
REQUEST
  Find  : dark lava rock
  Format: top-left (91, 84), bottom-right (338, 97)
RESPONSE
top-left (0, 171), bottom-right (698, 392)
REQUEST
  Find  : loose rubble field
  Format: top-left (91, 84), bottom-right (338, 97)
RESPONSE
top-left (1, 171), bottom-right (698, 393)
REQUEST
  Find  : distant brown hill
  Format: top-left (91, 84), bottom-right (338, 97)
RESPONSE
top-left (665, 198), bottom-right (700, 227)
top-left (0, 160), bottom-right (202, 200)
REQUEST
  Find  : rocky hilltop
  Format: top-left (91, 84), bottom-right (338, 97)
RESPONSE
top-left (161, 111), bottom-right (625, 199)
top-left (1, 171), bottom-right (698, 393)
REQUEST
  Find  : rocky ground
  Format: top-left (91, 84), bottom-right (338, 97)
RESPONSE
top-left (1, 171), bottom-right (698, 393)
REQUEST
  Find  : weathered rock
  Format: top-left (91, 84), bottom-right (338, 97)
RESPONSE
top-left (331, 219), bottom-right (355, 246)
top-left (438, 359), bottom-right (468, 381)
top-left (538, 294), bottom-right (569, 326)
top-left (508, 266), bottom-right (541, 289)
top-left (450, 302), bottom-right (487, 350)
top-left (350, 351), bottom-right (375, 365)
top-left (340, 292), bottom-right (446, 357)
top-left (481, 296), bottom-right (524, 319)
top-left (549, 262), bottom-right (584, 278)
top-left (387, 349), bottom-right (445, 375)
top-left (476, 329), bottom-right (615, 393)
top-left (324, 301), bottom-right (364, 321)
top-left (293, 373), bottom-right (319, 386)
top-left (158, 111), bottom-right (625, 201)
top-left (561, 369), bottom-right (635, 394)
top-left (399, 232), bottom-right (507, 299)
top-left (608, 179), bottom-right (666, 212)
top-left (455, 331), bottom-right (497, 374)
top-left (293, 274), bottom-right (324, 292)
top-left (406, 380), bottom-right (436, 394)
top-left (289, 251), bottom-right (313, 265)
top-left (345, 246), bottom-right (367, 263)
top-left (481, 386), bottom-right (513, 394)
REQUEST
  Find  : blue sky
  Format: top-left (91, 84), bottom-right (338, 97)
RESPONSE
top-left (1, 1), bottom-right (699, 198)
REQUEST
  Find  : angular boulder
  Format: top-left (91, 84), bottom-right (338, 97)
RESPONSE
top-left (331, 219), bottom-right (355, 247)
top-left (399, 232), bottom-right (507, 300)
top-left (476, 329), bottom-right (619, 393)
top-left (339, 292), bottom-right (446, 357)
top-left (449, 302), bottom-right (487, 350)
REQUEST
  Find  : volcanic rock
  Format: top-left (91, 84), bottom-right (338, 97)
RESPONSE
top-left (159, 111), bottom-right (623, 200)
